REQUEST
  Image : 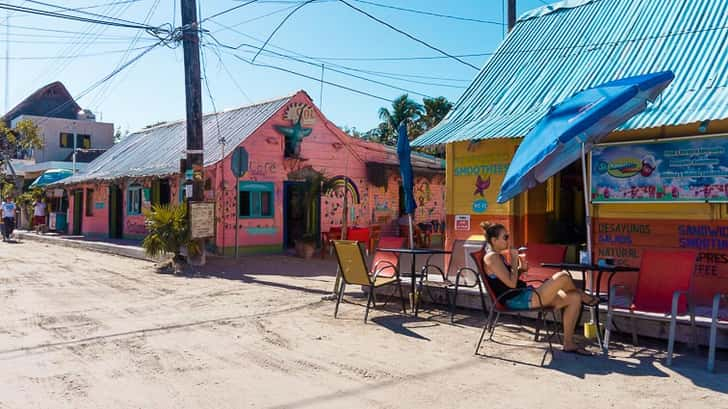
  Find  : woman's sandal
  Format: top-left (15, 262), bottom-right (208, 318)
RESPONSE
top-left (582, 294), bottom-right (600, 307)
top-left (562, 347), bottom-right (594, 356)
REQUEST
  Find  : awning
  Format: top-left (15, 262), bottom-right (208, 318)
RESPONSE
top-left (30, 169), bottom-right (74, 188)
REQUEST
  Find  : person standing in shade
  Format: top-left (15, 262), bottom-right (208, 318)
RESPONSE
top-left (33, 198), bottom-right (47, 233)
top-left (2, 196), bottom-right (17, 242)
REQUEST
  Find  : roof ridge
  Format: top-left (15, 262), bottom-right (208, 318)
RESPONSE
top-left (136, 92), bottom-right (297, 133)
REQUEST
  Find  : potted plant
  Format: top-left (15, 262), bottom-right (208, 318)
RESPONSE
top-left (142, 202), bottom-right (200, 273)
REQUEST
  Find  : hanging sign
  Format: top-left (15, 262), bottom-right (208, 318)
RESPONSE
top-left (190, 201), bottom-right (215, 239)
top-left (591, 136), bottom-right (728, 203)
top-left (455, 214), bottom-right (471, 231)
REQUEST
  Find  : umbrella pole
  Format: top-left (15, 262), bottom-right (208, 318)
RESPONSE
top-left (581, 143), bottom-right (599, 336)
top-left (407, 214), bottom-right (414, 249)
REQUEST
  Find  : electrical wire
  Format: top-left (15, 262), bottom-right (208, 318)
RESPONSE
top-left (207, 43), bottom-right (391, 102)
top-left (251, 0), bottom-right (316, 63)
top-left (354, 0), bottom-right (504, 25)
top-left (336, 0), bottom-right (480, 70)
top-left (204, 42), bottom-right (253, 103)
top-left (201, 0), bottom-right (259, 23)
top-left (23, 0), bottom-right (156, 29)
top-left (0, 45), bottom-right (154, 60)
top-left (206, 20), bottom-right (469, 89)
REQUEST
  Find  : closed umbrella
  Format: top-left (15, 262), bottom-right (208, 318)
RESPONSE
top-left (397, 122), bottom-right (417, 249)
top-left (497, 71), bottom-right (675, 260)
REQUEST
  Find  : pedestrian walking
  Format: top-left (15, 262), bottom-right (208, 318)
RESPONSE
top-left (2, 196), bottom-right (17, 241)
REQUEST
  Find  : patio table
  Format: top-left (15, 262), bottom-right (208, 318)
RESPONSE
top-left (376, 247), bottom-right (451, 316)
top-left (541, 262), bottom-right (639, 349)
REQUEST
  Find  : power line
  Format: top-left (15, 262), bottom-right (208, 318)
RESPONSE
top-left (202, 0), bottom-right (259, 22)
top-left (211, 2), bottom-right (300, 32)
top-left (336, 0), bottom-right (480, 70)
top-left (206, 20), bottom-right (469, 89)
top-left (31, 41), bottom-right (162, 124)
top-left (354, 0), bottom-right (504, 25)
top-left (204, 41), bottom-right (254, 103)
top-left (24, 0), bottom-right (152, 28)
top-left (279, 51), bottom-right (492, 61)
top-left (0, 2), bottom-right (165, 32)
top-left (251, 0), bottom-right (317, 62)
top-left (0, 45), bottom-right (154, 60)
top-left (209, 44), bottom-right (391, 102)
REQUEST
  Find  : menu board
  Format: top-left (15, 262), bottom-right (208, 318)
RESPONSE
top-left (591, 136), bottom-right (728, 203)
top-left (190, 201), bottom-right (215, 239)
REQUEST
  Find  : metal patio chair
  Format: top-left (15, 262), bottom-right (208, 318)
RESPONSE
top-left (332, 240), bottom-right (407, 322)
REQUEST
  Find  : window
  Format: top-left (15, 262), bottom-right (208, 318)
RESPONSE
top-left (60, 133), bottom-right (91, 149)
top-left (85, 189), bottom-right (94, 217)
top-left (238, 182), bottom-right (274, 218)
top-left (127, 184), bottom-right (142, 215)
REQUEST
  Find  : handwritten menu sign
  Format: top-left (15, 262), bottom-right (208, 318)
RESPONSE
top-left (190, 202), bottom-right (215, 239)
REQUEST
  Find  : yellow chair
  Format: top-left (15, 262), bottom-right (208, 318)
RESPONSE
top-left (332, 240), bottom-right (407, 322)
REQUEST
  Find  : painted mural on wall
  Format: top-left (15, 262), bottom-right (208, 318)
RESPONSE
top-left (592, 136), bottom-right (728, 202)
top-left (322, 176), bottom-right (365, 227)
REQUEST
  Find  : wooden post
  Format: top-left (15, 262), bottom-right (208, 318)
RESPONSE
top-left (181, 0), bottom-right (205, 264)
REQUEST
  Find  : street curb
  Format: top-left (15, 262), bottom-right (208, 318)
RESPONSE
top-left (14, 231), bottom-right (165, 262)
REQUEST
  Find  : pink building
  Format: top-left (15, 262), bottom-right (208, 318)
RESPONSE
top-left (58, 91), bottom-right (444, 255)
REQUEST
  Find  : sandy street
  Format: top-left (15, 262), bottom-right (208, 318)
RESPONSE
top-left (0, 241), bottom-right (725, 409)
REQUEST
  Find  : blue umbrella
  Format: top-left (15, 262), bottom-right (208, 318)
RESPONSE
top-left (498, 71), bottom-right (675, 204)
top-left (397, 122), bottom-right (417, 248)
top-left (29, 169), bottom-right (74, 188)
top-left (497, 70), bottom-right (674, 267)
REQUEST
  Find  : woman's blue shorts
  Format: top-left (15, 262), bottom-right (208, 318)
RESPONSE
top-left (505, 286), bottom-right (534, 310)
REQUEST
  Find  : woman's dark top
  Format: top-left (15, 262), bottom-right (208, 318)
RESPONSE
top-left (485, 253), bottom-right (527, 303)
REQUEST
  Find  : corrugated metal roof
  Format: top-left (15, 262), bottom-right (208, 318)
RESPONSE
top-left (61, 94), bottom-right (293, 183)
top-left (412, 0), bottom-right (728, 146)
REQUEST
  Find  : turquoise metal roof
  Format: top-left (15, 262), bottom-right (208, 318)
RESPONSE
top-left (412, 0), bottom-right (728, 146)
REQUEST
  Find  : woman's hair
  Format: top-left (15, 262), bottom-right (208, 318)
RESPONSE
top-left (480, 221), bottom-right (506, 247)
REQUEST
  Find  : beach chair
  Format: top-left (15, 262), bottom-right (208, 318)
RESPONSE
top-left (332, 240), bottom-right (407, 322)
top-left (417, 239), bottom-right (488, 322)
top-left (604, 250), bottom-right (697, 359)
top-left (471, 249), bottom-right (559, 358)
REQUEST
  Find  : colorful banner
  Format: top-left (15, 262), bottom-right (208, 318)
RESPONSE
top-left (591, 136), bottom-right (728, 202)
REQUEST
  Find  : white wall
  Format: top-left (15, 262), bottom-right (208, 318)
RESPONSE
top-left (11, 115), bottom-right (114, 162)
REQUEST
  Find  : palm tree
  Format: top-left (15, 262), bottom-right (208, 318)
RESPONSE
top-left (418, 96), bottom-right (453, 131)
top-left (378, 94), bottom-right (423, 144)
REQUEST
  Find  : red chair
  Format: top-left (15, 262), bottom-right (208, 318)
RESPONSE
top-left (604, 250), bottom-right (698, 357)
top-left (471, 249), bottom-right (559, 360)
top-left (522, 243), bottom-right (568, 286)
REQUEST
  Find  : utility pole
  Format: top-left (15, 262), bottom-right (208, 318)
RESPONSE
top-left (181, 0), bottom-right (205, 264)
top-left (5, 10), bottom-right (10, 112)
top-left (507, 0), bottom-right (516, 32)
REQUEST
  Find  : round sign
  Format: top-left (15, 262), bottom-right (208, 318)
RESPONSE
top-left (472, 199), bottom-right (488, 213)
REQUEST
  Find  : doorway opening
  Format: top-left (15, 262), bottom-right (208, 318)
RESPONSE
top-left (108, 185), bottom-right (123, 239)
top-left (283, 181), bottom-right (319, 248)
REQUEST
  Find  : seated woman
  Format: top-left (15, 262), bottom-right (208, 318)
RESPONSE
top-left (480, 221), bottom-right (598, 356)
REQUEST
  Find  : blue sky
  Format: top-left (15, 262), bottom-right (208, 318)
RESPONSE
top-left (3, 0), bottom-right (550, 134)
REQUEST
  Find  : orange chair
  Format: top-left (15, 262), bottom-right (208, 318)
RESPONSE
top-left (521, 243), bottom-right (568, 286)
